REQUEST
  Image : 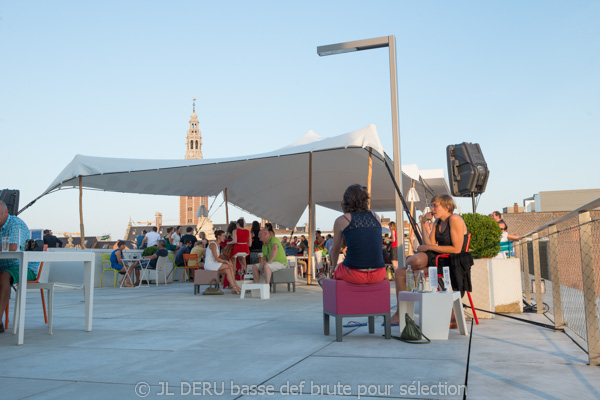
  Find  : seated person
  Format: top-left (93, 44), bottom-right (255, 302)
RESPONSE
top-left (321, 184), bottom-right (386, 286)
top-left (190, 241), bottom-right (206, 267)
top-left (252, 228), bottom-right (287, 285)
top-left (163, 228), bottom-right (176, 251)
top-left (174, 239), bottom-right (193, 267)
top-left (111, 240), bottom-right (139, 287)
top-left (143, 239), bottom-right (169, 270)
top-left (204, 230), bottom-right (241, 294)
top-left (391, 194), bottom-right (471, 325)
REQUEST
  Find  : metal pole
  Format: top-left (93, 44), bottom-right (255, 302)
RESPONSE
top-left (224, 188), bottom-right (229, 224)
top-left (78, 176), bottom-right (86, 250)
top-left (367, 147), bottom-right (373, 209)
top-left (547, 225), bottom-right (565, 331)
top-left (578, 211), bottom-right (600, 366)
top-left (307, 152), bottom-right (313, 285)
top-left (522, 238), bottom-right (532, 303)
top-left (388, 35), bottom-right (404, 269)
top-left (532, 233), bottom-right (544, 314)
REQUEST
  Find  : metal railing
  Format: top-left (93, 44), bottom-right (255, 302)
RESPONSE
top-left (515, 198), bottom-right (600, 366)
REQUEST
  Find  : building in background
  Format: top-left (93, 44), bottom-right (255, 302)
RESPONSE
top-left (179, 98), bottom-right (208, 225)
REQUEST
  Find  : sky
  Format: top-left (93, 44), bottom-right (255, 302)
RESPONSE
top-left (1, 1), bottom-right (599, 239)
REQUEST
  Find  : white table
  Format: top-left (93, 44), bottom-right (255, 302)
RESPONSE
top-left (122, 256), bottom-right (150, 287)
top-left (397, 290), bottom-right (468, 340)
top-left (0, 251), bottom-right (95, 345)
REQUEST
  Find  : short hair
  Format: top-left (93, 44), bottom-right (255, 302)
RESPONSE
top-left (157, 239), bottom-right (166, 247)
top-left (388, 221), bottom-right (396, 230)
top-left (117, 240), bottom-right (126, 247)
top-left (43, 229), bottom-right (50, 234)
top-left (214, 230), bottom-right (225, 238)
top-left (316, 230), bottom-right (321, 236)
top-left (142, 230), bottom-right (147, 234)
top-left (493, 211), bottom-right (502, 218)
top-left (152, 227), bottom-right (158, 232)
top-left (176, 225), bottom-right (182, 231)
top-left (186, 227), bottom-right (193, 233)
top-left (237, 218), bottom-right (245, 227)
top-left (432, 194), bottom-right (456, 213)
top-left (341, 184), bottom-right (369, 213)
top-left (184, 239), bottom-right (193, 245)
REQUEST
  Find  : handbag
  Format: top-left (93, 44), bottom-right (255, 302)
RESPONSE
top-left (202, 279), bottom-right (224, 295)
top-left (392, 313), bottom-right (430, 344)
top-left (221, 243), bottom-right (234, 260)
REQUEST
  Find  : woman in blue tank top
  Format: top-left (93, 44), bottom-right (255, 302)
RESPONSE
top-left (319, 184), bottom-right (386, 286)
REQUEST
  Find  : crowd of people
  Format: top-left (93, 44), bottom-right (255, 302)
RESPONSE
top-left (0, 185), bottom-right (520, 335)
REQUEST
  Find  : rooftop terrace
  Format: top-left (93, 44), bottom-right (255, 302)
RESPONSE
top-left (1, 281), bottom-right (598, 400)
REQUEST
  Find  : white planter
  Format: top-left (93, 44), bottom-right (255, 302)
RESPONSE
top-left (465, 258), bottom-right (523, 319)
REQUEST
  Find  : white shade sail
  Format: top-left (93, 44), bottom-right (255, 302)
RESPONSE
top-left (44, 125), bottom-right (450, 228)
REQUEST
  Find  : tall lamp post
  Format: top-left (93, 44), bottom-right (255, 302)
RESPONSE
top-left (317, 35), bottom-right (404, 269)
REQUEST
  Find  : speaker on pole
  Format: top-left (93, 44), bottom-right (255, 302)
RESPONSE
top-left (446, 143), bottom-right (489, 197)
top-left (0, 189), bottom-right (20, 215)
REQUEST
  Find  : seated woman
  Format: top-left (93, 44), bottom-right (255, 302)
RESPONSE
top-left (319, 184), bottom-right (386, 285)
top-left (204, 230), bottom-right (242, 294)
top-left (232, 218), bottom-right (251, 276)
top-left (110, 240), bottom-right (139, 287)
top-left (391, 194), bottom-right (469, 325)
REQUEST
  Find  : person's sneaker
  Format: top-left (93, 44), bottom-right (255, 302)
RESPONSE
top-left (0, 323), bottom-right (5, 333)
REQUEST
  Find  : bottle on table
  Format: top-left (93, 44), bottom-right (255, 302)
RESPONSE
top-left (405, 265), bottom-right (415, 292)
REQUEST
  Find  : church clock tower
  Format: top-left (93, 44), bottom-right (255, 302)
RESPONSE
top-left (179, 98), bottom-right (208, 225)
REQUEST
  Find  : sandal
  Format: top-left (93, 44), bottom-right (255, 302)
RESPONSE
top-left (231, 286), bottom-right (242, 295)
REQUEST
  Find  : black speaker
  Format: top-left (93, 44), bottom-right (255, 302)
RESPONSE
top-left (446, 143), bottom-right (489, 197)
top-left (0, 189), bottom-right (20, 215)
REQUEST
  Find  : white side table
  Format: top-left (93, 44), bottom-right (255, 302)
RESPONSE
top-left (240, 283), bottom-right (270, 299)
top-left (397, 291), bottom-right (468, 340)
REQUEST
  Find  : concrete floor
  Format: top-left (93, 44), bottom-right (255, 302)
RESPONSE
top-left (1, 281), bottom-right (598, 400)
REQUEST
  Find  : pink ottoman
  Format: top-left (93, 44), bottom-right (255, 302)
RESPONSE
top-left (322, 278), bottom-right (391, 342)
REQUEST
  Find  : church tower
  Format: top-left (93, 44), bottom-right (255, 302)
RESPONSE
top-left (179, 98), bottom-right (208, 225)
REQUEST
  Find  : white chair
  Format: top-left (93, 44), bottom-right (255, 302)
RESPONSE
top-left (144, 256), bottom-right (171, 285)
top-left (286, 256), bottom-right (301, 276)
top-left (13, 262), bottom-right (83, 335)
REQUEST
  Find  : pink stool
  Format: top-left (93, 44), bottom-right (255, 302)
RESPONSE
top-left (322, 278), bottom-right (392, 342)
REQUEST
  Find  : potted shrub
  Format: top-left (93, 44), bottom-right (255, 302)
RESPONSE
top-left (462, 213), bottom-right (501, 259)
top-left (461, 213), bottom-right (523, 316)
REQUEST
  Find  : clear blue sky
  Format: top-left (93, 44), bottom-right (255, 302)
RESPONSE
top-left (1, 1), bottom-right (598, 238)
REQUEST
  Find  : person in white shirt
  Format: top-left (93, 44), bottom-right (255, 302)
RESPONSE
top-left (171, 225), bottom-right (182, 249)
top-left (141, 227), bottom-right (161, 248)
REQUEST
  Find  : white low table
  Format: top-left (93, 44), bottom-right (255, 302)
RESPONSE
top-left (240, 283), bottom-right (270, 299)
top-left (0, 250), bottom-right (95, 345)
top-left (397, 291), bottom-right (468, 340)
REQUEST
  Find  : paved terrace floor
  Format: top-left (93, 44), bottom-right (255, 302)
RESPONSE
top-left (1, 281), bottom-right (599, 400)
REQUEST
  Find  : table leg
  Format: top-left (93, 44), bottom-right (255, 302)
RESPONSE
top-left (453, 292), bottom-right (468, 336)
top-left (17, 253), bottom-right (26, 345)
top-left (84, 260), bottom-right (95, 332)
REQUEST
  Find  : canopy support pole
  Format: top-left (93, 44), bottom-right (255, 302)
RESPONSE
top-left (224, 188), bottom-right (229, 224)
top-left (307, 153), bottom-right (313, 285)
top-left (78, 175), bottom-right (86, 249)
top-left (367, 147), bottom-right (373, 209)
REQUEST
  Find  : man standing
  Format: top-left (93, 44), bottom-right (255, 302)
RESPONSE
top-left (491, 211), bottom-right (504, 226)
top-left (180, 227), bottom-right (197, 247)
top-left (252, 229), bottom-right (287, 285)
top-left (136, 230), bottom-right (147, 249)
top-left (43, 229), bottom-right (63, 248)
top-left (141, 227), bottom-right (161, 248)
top-left (324, 234), bottom-right (333, 253)
top-left (0, 201), bottom-right (36, 333)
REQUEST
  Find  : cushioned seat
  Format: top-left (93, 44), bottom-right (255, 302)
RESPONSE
top-left (322, 278), bottom-right (391, 342)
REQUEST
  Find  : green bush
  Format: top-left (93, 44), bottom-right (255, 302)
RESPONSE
top-left (462, 213), bottom-right (501, 259)
top-left (142, 246), bottom-right (158, 257)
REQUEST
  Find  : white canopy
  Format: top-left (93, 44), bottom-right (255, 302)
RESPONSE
top-left (45, 125), bottom-right (449, 228)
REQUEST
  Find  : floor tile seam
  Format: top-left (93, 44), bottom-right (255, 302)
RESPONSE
top-left (468, 359), bottom-right (590, 367)
top-left (309, 354), bottom-right (467, 362)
